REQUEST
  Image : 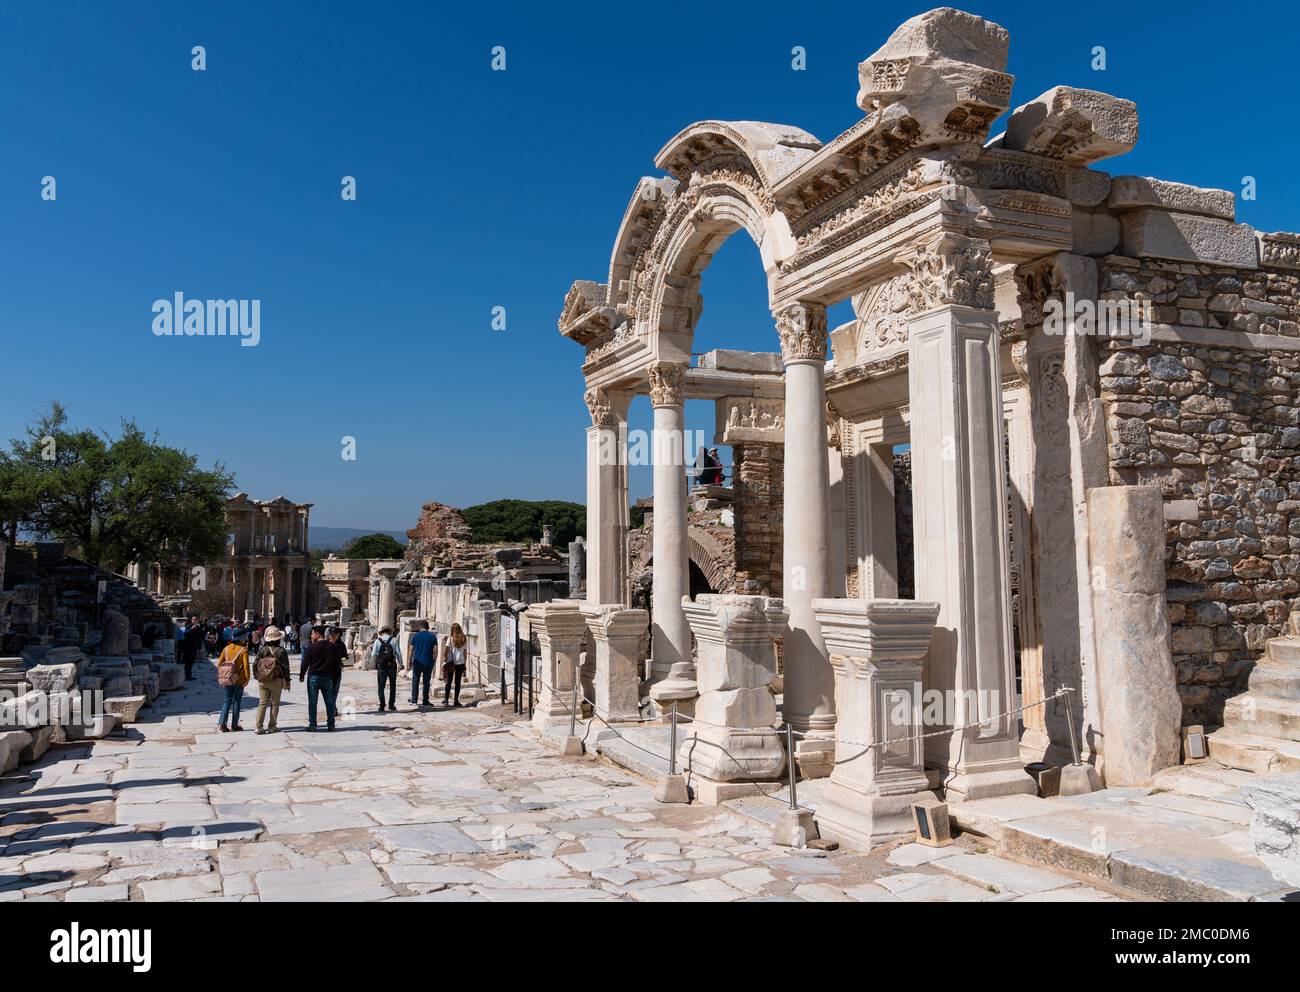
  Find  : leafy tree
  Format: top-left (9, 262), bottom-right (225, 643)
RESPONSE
top-left (2, 403), bottom-right (234, 571)
top-left (341, 533), bottom-right (406, 560)
top-left (460, 499), bottom-right (586, 546)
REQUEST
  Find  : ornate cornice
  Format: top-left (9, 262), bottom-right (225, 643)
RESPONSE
top-left (901, 233), bottom-right (995, 312)
top-left (647, 361), bottom-right (687, 407)
top-left (775, 303), bottom-right (829, 363)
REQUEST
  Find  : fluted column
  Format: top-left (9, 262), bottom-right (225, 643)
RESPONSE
top-left (903, 232), bottom-right (1035, 801)
top-left (646, 360), bottom-right (697, 715)
top-left (777, 302), bottom-right (836, 778)
top-left (584, 386), bottom-right (631, 606)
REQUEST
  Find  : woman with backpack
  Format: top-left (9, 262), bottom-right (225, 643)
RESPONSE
top-left (215, 630), bottom-right (251, 732)
top-left (440, 623), bottom-right (468, 708)
top-left (370, 626), bottom-right (402, 713)
top-left (253, 625), bottom-right (291, 734)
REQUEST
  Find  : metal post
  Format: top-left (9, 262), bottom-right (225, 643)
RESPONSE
top-left (568, 668), bottom-right (578, 738)
top-left (668, 702), bottom-right (678, 776)
top-left (1062, 687), bottom-right (1082, 765)
top-left (785, 723), bottom-right (798, 811)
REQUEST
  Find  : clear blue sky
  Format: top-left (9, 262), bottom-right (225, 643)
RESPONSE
top-left (2, 1), bottom-right (1296, 531)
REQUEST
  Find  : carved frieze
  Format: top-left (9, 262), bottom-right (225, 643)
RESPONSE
top-left (1261, 232), bottom-right (1300, 271)
top-left (721, 398), bottom-right (786, 444)
top-left (854, 273), bottom-right (912, 359)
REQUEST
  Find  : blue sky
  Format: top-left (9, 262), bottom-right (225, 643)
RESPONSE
top-left (2, 0), bottom-right (1296, 531)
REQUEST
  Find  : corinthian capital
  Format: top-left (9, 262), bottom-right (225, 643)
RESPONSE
top-left (584, 386), bottom-right (617, 427)
top-left (647, 361), bottom-right (687, 408)
top-left (901, 233), bottom-right (995, 312)
top-left (775, 303), bottom-right (828, 363)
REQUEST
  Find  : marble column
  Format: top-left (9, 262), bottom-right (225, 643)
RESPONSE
top-left (584, 386), bottom-right (631, 606)
top-left (679, 594), bottom-right (789, 804)
top-left (581, 603), bottom-right (647, 723)
top-left (812, 598), bottom-right (940, 850)
top-left (646, 361), bottom-right (697, 715)
top-left (376, 565), bottom-right (400, 630)
top-left (903, 233), bottom-right (1035, 801)
top-left (530, 600), bottom-right (588, 731)
top-left (777, 302), bottom-right (836, 778)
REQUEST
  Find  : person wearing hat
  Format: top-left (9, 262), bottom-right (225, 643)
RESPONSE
top-left (253, 625), bottom-right (291, 734)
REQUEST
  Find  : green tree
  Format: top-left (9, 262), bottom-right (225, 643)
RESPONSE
top-left (342, 533), bottom-right (406, 559)
top-left (3, 403), bottom-right (234, 571)
top-left (460, 499), bottom-right (586, 546)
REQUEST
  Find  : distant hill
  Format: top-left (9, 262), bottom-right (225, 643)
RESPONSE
top-left (309, 526), bottom-right (408, 551)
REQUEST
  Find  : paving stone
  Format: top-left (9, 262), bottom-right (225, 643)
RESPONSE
top-left (255, 862), bottom-right (393, 902)
top-left (876, 872), bottom-right (997, 902)
top-left (372, 823), bottom-right (483, 856)
top-left (886, 842), bottom-right (965, 867)
top-left (139, 873), bottom-right (223, 901)
top-left (933, 852), bottom-right (1074, 895)
top-left (64, 884), bottom-right (131, 902)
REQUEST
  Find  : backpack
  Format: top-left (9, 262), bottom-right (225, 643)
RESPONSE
top-left (375, 637), bottom-right (397, 670)
top-left (217, 646), bottom-right (245, 687)
top-left (255, 646), bottom-right (284, 683)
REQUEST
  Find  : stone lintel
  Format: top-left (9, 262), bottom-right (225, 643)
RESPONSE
top-left (1108, 176), bottom-right (1236, 221)
top-left (1120, 209), bottom-right (1258, 269)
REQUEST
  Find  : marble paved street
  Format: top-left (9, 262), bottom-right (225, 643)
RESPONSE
top-left (0, 659), bottom-right (1127, 902)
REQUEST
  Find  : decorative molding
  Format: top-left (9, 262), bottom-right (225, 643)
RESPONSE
top-left (647, 361), bottom-right (687, 407)
top-left (775, 303), bottom-right (829, 362)
top-left (1013, 255), bottom-right (1065, 327)
top-left (854, 273), bottom-right (912, 359)
top-left (901, 233), bottom-right (995, 311)
top-left (584, 386), bottom-right (617, 427)
top-left (1260, 232), bottom-right (1300, 271)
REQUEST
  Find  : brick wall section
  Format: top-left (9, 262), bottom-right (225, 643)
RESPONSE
top-left (1098, 256), bottom-right (1300, 725)
top-left (733, 443), bottom-right (783, 596)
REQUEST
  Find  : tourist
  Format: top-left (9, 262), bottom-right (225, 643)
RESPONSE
top-left (180, 613), bottom-right (205, 680)
top-left (705, 447), bottom-right (724, 485)
top-left (409, 620), bottom-right (437, 707)
top-left (298, 617), bottom-right (313, 656)
top-left (204, 621), bottom-right (221, 659)
top-left (371, 626), bottom-right (402, 712)
top-left (215, 630), bottom-right (251, 732)
top-left (252, 625), bottom-right (291, 734)
top-left (298, 627), bottom-right (336, 731)
top-left (440, 622), bottom-right (468, 708)
top-left (326, 626), bottom-right (348, 714)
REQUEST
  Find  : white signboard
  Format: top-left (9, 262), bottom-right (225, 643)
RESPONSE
top-left (500, 614), bottom-right (516, 672)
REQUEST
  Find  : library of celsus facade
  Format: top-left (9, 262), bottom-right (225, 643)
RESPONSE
top-left (557, 7), bottom-right (1300, 847)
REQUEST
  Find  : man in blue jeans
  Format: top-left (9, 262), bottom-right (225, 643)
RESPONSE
top-left (408, 620), bottom-right (437, 707)
top-left (298, 628), bottom-right (336, 731)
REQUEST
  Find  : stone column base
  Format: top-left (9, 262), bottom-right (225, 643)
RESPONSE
top-left (814, 784), bottom-right (930, 852)
top-left (939, 754), bottom-right (1037, 802)
top-left (649, 679), bottom-right (697, 719)
top-left (793, 736), bottom-right (835, 779)
top-left (531, 699), bottom-right (575, 733)
top-left (678, 726), bottom-right (785, 804)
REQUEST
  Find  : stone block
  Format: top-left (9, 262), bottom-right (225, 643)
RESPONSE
top-left (65, 712), bottom-right (120, 740)
top-left (103, 695), bottom-right (147, 724)
top-left (1088, 486), bottom-right (1182, 786)
top-left (1108, 176), bottom-right (1235, 221)
top-left (156, 664), bottom-right (185, 691)
top-left (1121, 210), bottom-right (1258, 269)
top-left (0, 730), bottom-right (34, 773)
top-left (26, 662), bottom-right (79, 692)
top-left (1242, 774), bottom-right (1300, 889)
top-left (1004, 86), bottom-right (1137, 165)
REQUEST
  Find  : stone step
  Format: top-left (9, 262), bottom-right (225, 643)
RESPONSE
top-left (1223, 694), bottom-right (1300, 741)
top-left (1207, 727), bottom-right (1300, 774)
top-left (1249, 664), bottom-right (1300, 701)
top-left (1264, 636), bottom-right (1300, 667)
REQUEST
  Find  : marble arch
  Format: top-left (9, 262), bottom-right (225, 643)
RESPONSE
top-left (559, 7), bottom-right (1300, 841)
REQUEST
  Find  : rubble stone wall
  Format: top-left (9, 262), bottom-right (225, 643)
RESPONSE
top-left (1098, 255), bottom-right (1300, 726)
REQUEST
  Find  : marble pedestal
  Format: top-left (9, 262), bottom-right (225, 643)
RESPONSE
top-left (812, 598), bottom-right (940, 851)
top-left (678, 595), bottom-right (789, 804)
top-left (581, 604), bottom-right (647, 724)
top-left (528, 600), bottom-right (587, 733)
